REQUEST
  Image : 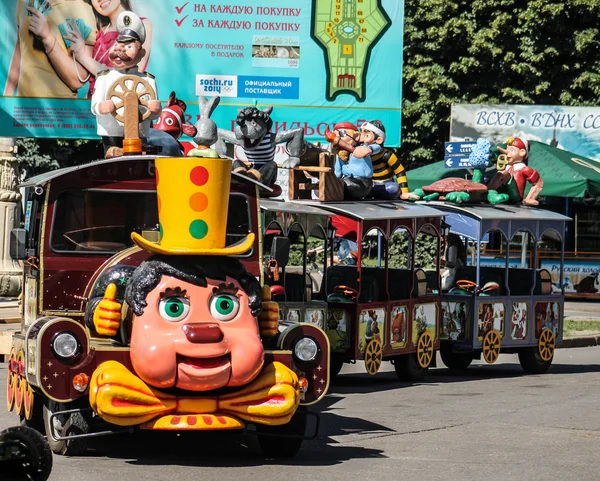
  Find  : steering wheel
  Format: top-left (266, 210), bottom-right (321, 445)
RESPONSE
top-left (333, 285), bottom-right (359, 300)
top-left (107, 74), bottom-right (156, 123)
top-left (456, 280), bottom-right (478, 293)
top-left (63, 225), bottom-right (125, 251)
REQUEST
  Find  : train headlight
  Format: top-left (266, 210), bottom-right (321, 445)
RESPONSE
top-left (51, 332), bottom-right (80, 360)
top-left (294, 337), bottom-right (318, 362)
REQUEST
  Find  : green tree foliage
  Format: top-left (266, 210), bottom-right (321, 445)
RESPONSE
top-left (399, 0), bottom-right (600, 167)
top-left (15, 138), bottom-right (103, 180)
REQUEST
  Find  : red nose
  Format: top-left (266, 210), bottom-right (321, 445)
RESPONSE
top-left (182, 323), bottom-right (224, 343)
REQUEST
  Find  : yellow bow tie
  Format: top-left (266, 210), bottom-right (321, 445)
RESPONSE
top-left (89, 361), bottom-right (300, 429)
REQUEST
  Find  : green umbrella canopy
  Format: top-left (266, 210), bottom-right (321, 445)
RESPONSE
top-left (406, 141), bottom-right (600, 198)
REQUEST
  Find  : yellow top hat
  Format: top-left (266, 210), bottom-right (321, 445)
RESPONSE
top-left (131, 157), bottom-right (254, 255)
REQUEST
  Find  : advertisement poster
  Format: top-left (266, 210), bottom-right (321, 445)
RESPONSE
top-left (540, 259), bottom-right (600, 294)
top-left (0, 0), bottom-right (404, 144)
top-left (451, 104), bottom-right (600, 160)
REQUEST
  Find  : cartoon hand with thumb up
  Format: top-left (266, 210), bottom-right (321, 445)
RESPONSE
top-left (258, 285), bottom-right (279, 337)
top-left (93, 283), bottom-right (122, 337)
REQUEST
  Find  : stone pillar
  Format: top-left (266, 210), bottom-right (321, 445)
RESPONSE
top-left (0, 137), bottom-right (22, 297)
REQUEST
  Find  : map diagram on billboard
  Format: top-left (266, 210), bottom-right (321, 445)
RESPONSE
top-left (311, 0), bottom-right (391, 101)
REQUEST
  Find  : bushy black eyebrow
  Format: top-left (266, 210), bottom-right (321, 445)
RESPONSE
top-left (212, 282), bottom-right (239, 295)
top-left (159, 287), bottom-right (188, 299)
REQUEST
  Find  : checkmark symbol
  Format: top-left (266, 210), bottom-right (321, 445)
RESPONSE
top-left (175, 2), bottom-right (189, 14)
top-left (175, 15), bottom-right (189, 27)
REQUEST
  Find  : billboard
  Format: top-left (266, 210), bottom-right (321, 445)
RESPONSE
top-left (0, 0), bottom-right (404, 144)
top-left (450, 104), bottom-right (600, 160)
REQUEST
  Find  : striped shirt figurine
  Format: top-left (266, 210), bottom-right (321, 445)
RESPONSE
top-left (244, 131), bottom-right (277, 168)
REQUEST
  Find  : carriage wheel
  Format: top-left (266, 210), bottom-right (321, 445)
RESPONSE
top-left (15, 376), bottom-right (26, 416)
top-left (15, 350), bottom-right (26, 415)
top-left (6, 348), bottom-right (16, 412)
top-left (24, 382), bottom-right (35, 421)
top-left (416, 332), bottom-right (434, 369)
top-left (482, 330), bottom-right (501, 364)
top-left (7, 372), bottom-right (16, 412)
top-left (364, 339), bottom-right (383, 375)
top-left (538, 328), bottom-right (555, 362)
top-left (106, 74), bottom-right (156, 123)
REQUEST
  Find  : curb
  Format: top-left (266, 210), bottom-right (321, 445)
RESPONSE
top-left (561, 336), bottom-right (600, 349)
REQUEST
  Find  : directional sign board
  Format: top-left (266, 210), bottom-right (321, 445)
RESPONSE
top-left (444, 141), bottom-right (477, 168)
top-left (444, 141), bottom-right (477, 156)
top-left (444, 156), bottom-right (471, 169)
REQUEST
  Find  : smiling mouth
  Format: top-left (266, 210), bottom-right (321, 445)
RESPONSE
top-left (177, 354), bottom-right (230, 370)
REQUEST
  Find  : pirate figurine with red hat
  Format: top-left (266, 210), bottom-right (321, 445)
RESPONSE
top-left (487, 137), bottom-right (545, 205)
top-left (327, 121), bottom-right (360, 162)
top-left (153, 91), bottom-right (198, 153)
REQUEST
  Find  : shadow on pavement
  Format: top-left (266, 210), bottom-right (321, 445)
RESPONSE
top-left (326, 359), bottom-right (600, 395)
top-left (81, 417), bottom-right (387, 467)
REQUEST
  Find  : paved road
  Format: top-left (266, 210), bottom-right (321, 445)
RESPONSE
top-left (2, 347), bottom-right (600, 481)
top-left (564, 301), bottom-right (600, 319)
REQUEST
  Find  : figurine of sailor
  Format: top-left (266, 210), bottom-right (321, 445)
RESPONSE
top-left (91, 11), bottom-right (161, 156)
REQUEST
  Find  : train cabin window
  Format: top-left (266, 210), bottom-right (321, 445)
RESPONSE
top-left (50, 190), bottom-right (158, 254)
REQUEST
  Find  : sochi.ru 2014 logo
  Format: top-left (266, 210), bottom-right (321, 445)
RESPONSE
top-left (195, 74), bottom-right (238, 98)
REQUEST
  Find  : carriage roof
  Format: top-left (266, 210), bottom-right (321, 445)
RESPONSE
top-left (291, 201), bottom-right (445, 221)
top-left (19, 155), bottom-right (272, 191)
top-left (425, 201), bottom-right (571, 241)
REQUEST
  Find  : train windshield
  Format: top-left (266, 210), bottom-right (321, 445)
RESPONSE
top-left (50, 190), bottom-right (251, 255)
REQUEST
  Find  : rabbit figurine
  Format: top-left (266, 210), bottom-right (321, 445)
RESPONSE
top-left (188, 96), bottom-right (221, 158)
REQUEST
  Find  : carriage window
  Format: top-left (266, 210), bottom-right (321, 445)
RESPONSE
top-left (389, 227), bottom-right (412, 300)
top-left (285, 224), bottom-right (307, 302)
top-left (360, 228), bottom-right (388, 302)
top-left (508, 230), bottom-right (535, 296)
top-left (537, 231), bottom-right (563, 295)
top-left (414, 228), bottom-right (439, 295)
top-left (51, 191), bottom-right (251, 255)
top-left (307, 225), bottom-right (327, 300)
top-left (264, 221), bottom-right (284, 284)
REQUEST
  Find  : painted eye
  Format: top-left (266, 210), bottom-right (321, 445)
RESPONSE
top-left (166, 118), bottom-right (174, 126)
top-left (159, 297), bottom-right (190, 322)
top-left (209, 294), bottom-right (240, 322)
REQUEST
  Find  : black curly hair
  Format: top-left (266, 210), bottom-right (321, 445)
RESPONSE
top-left (124, 255), bottom-right (262, 317)
top-left (235, 107), bottom-right (273, 130)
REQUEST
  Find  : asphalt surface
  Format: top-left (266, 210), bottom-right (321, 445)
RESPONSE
top-left (564, 301), bottom-right (600, 319)
top-left (2, 347), bottom-right (600, 481)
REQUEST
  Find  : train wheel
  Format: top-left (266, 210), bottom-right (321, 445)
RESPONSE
top-left (538, 328), bottom-right (555, 362)
top-left (23, 382), bottom-right (35, 421)
top-left (394, 353), bottom-right (427, 382)
top-left (364, 339), bottom-right (383, 375)
top-left (518, 330), bottom-right (555, 375)
top-left (21, 391), bottom-right (44, 433)
top-left (330, 354), bottom-right (345, 381)
top-left (440, 343), bottom-right (472, 371)
top-left (7, 372), bottom-right (16, 412)
top-left (0, 425), bottom-right (53, 481)
top-left (256, 408), bottom-right (307, 458)
top-left (416, 332), bottom-right (434, 369)
top-left (43, 401), bottom-right (89, 456)
top-left (7, 348), bottom-right (16, 411)
top-left (15, 377), bottom-right (26, 417)
top-left (482, 330), bottom-right (501, 364)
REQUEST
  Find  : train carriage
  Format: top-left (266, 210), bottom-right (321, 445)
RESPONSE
top-left (261, 200), bottom-right (445, 381)
top-left (433, 202), bottom-right (570, 373)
